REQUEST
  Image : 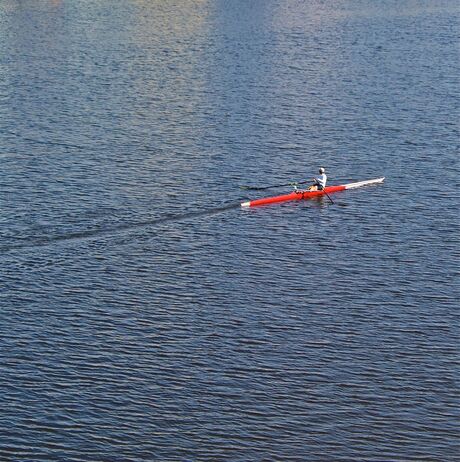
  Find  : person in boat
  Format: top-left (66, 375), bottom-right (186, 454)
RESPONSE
top-left (308, 167), bottom-right (327, 191)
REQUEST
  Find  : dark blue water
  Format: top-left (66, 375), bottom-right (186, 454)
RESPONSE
top-left (1, 1), bottom-right (459, 461)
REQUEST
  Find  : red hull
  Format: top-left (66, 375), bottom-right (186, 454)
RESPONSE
top-left (242, 185), bottom-right (346, 207)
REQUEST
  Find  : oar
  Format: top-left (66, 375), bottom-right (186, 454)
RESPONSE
top-left (321, 188), bottom-right (349, 207)
top-left (323, 189), bottom-right (334, 205)
top-left (239, 180), bottom-right (310, 191)
top-left (240, 178), bottom-right (355, 191)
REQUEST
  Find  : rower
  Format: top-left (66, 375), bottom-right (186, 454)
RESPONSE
top-left (308, 167), bottom-right (327, 191)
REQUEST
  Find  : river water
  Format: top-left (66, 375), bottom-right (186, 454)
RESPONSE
top-left (1, 1), bottom-right (459, 461)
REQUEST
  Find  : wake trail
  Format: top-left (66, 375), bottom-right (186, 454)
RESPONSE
top-left (0, 202), bottom-right (242, 253)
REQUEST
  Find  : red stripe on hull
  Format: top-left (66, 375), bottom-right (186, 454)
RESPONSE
top-left (246, 185), bottom-right (346, 207)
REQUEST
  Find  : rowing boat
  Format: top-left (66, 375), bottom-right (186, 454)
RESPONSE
top-left (240, 177), bottom-right (385, 207)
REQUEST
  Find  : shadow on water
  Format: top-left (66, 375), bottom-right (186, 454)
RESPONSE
top-left (0, 202), bottom-right (243, 253)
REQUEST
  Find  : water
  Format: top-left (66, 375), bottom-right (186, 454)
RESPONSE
top-left (1, 1), bottom-right (459, 460)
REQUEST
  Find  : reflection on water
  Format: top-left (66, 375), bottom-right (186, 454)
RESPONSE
top-left (0, 1), bottom-right (459, 461)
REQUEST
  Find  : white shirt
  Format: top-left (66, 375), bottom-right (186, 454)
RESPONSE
top-left (315, 173), bottom-right (327, 188)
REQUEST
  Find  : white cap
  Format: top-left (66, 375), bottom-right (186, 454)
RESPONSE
top-left (319, 167), bottom-right (325, 173)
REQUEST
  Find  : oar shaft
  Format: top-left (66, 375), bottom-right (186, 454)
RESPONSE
top-left (323, 190), bottom-right (334, 204)
top-left (240, 180), bottom-right (309, 191)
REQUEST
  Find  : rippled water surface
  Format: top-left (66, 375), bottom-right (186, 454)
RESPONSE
top-left (1, 1), bottom-right (459, 461)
